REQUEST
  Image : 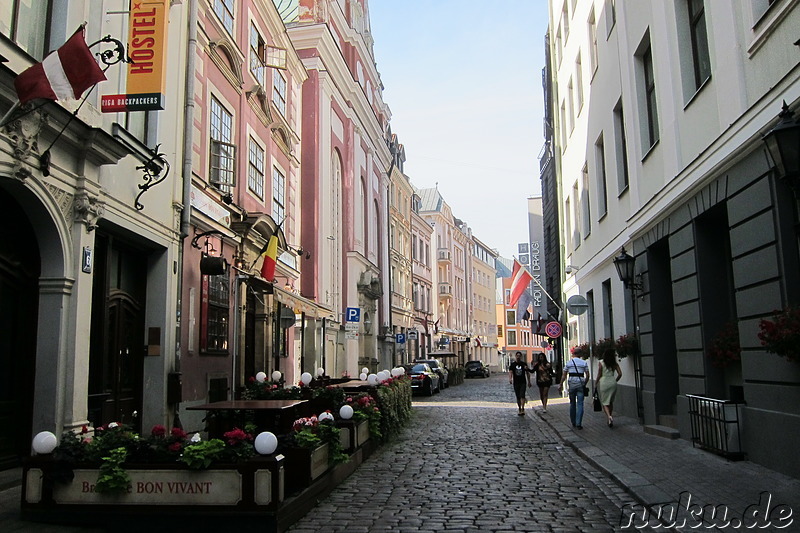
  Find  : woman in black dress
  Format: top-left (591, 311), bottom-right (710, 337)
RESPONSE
top-left (532, 353), bottom-right (554, 412)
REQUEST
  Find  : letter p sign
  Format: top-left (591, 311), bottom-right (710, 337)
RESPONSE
top-left (346, 307), bottom-right (361, 323)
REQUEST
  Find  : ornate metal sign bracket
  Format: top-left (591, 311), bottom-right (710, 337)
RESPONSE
top-left (134, 144), bottom-right (170, 211)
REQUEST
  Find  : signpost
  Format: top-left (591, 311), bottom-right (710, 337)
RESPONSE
top-left (345, 307), bottom-right (360, 340)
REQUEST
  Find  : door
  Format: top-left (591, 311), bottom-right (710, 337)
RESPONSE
top-left (0, 191), bottom-right (39, 468)
top-left (88, 233), bottom-right (146, 431)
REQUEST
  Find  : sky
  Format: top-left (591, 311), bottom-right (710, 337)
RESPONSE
top-left (369, 1), bottom-right (551, 259)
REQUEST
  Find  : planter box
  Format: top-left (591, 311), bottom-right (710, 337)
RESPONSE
top-left (282, 444), bottom-right (329, 495)
top-left (21, 455), bottom-right (285, 524)
top-left (337, 420), bottom-right (369, 453)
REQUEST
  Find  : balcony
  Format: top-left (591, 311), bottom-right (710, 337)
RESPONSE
top-left (438, 282), bottom-right (452, 299)
top-left (437, 248), bottom-right (451, 264)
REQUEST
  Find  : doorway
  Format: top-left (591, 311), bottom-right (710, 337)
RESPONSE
top-left (0, 190), bottom-right (40, 468)
top-left (88, 232), bottom-right (147, 431)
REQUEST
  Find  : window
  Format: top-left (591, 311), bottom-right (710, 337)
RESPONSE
top-left (250, 23), bottom-right (266, 87)
top-left (508, 330), bottom-right (517, 346)
top-left (562, 4), bottom-right (570, 41)
top-left (555, 27), bottom-right (563, 66)
top-left (588, 7), bottom-right (599, 74)
top-left (412, 235), bottom-right (418, 260)
top-left (613, 99), bottom-right (630, 193)
top-left (498, 325), bottom-right (503, 337)
top-left (273, 70), bottom-right (287, 116)
top-left (640, 43), bottom-right (660, 149)
top-left (576, 53), bottom-right (584, 113)
top-left (560, 101), bottom-right (568, 149)
top-left (602, 279), bottom-right (614, 339)
top-left (507, 310), bottom-right (516, 326)
top-left (0, 0), bottom-right (49, 59)
top-left (210, 97), bottom-right (235, 195)
top-left (214, 0), bottom-right (234, 34)
top-left (572, 183), bottom-right (581, 249)
top-left (202, 267), bottom-right (230, 353)
top-left (595, 134), bottom-right (608, 218)
top-left (247, 138), bottom-right (265, 199)
top-left (564, 197), bottom-right (572, 254)
top-left (687, 0), bottom-right (711, 90)
top-left (272, 167), bottom-right (285, 223)
top-left (567, 77), bottom-right (575, 133)
top-left (581, 165), bottom-right (591, 238)
top-left (606, 0), bottom-right (617, 37)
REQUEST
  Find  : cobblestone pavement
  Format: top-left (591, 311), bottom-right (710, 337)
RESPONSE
top-left (287, 375), bottom-right (637, 532)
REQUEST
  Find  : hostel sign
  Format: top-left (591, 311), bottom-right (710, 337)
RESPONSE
top-left (102, 0), bottom-right (169, 112)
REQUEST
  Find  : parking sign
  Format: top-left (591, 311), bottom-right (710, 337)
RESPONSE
top-left (345, 307), bottom-right (361, 322)
top-left (395, 333), bottom-right (406, 344)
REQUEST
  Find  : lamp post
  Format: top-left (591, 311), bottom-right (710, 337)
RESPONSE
top-left (612, 246), bottom-right (644, 421)
top-left (762, 101), bottom-right (800, 194)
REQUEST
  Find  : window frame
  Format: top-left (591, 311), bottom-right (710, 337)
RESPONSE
top-left (272, 166), bottom-right (286, 223)
top-left (273, 69), bottom-right (287, 117)
top-left (214, 0), bottom-right (234, 35)
top-left (201, 266), bottom-right (230, 355)
top-left (209, 97), bottom-right (235, 195)
top-left (247, 137), bottom-right (265, 200)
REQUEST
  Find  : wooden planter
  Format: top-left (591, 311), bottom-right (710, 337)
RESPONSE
top-left (21, 455), bottom-right (285, 526)
top-left (282, 443), bottom-right (329, 495)
top-left (337, 420), bottom-right (369, 453)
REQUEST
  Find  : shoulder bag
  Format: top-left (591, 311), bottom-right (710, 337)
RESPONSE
top-left (572, 360), bottom-right (590, 396)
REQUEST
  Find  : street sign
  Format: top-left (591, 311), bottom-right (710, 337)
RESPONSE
top-left (407, 330), bottom-right (418, 341)
top-left (345, 307), bottom-right (361, 322)
top-left (544, 321), bottom-right (562, 338)
top-left (567, 295), bottom-right (589, 315)
top-left (395, 333), bottom-right (406, 344)
top-left (345, 322), bottom-right (359, 332)
top-left (345, 331), bottom-right (359, 340)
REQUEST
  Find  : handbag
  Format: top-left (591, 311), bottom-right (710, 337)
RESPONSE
top-left (593, 389), bottom-right (602, 411)
top-left (572, 360), bottom-right (590, 396)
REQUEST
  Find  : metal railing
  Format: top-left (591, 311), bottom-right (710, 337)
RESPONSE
top-left (686, 394), bottom-right (744, 460)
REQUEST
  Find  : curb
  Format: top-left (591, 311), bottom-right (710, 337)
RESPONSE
top-left (532, 408), bottom-right (677, 531)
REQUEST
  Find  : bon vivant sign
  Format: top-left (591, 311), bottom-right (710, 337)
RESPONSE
top-left (102, 0), bottom-right (169, 112)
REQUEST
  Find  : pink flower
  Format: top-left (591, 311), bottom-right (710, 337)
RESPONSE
top-left (80, 425), bottom-right (89, 434)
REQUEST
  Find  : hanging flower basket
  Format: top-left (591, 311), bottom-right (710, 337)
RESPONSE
top-left (758, 306), bottom-right (800, 363)
top-left (615, 333), bottom-right (638, 359)
top-left (707, 321), bottom-right (741, 368)
top-left (593, 337), bottom-right (615, 358)
top-left (570, 343), bottom-right (590, 359)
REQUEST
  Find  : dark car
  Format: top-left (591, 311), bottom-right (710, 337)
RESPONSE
top-left (404, 363), bottom-right (441, 395)
top-left (465, 360), bottom-right (490, 378)
top-left (414, 358), bottom-right (449, 388)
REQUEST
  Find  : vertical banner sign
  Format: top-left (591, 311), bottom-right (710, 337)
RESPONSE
top-left (101, 0), bottom-right (169, 112)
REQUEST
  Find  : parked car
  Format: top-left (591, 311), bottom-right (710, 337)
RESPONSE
top-left (414, 358), bottom-right (449, 388)
top-left (465, 360), bottom-right (490, 378)
top-left (404, 363), bottom-right (441, 395)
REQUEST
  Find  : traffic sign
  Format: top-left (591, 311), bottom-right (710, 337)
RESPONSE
top-left (345, 322), bottom-right (359, 331)
top-left (395, 333), bottom-right (406, 344)
top-left (544, 321), bottom-right (562, 338)
top-left (345, 307), bottom-right (361, 322)
top-left (407, 330), bottom-right (418, 341)
top-left (567, 295), bottom-right (589, 315)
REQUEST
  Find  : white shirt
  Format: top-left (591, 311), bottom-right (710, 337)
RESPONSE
top-left (566, 357), bottom-right (589, 383)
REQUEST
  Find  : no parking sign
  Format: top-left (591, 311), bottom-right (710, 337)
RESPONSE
top-left (545, 321), bottom-right (562, 338)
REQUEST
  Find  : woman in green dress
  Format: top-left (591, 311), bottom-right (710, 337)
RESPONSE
top-left (596, 349), bottom-right (622, 427)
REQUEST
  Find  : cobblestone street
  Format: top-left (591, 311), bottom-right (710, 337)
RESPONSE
top-left (287, 375), bottom-right (636, 533)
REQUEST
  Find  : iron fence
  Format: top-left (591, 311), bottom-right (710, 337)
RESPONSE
top-left (686, 394), bottom-right (744, 460)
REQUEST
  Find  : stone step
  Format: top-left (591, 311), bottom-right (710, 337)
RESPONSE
top-left (658, 414), bottom-right (679, 429)
top-left (644, 424), bottom-right (680, 440)
top-left (0, 467), bottom-right (21, 491)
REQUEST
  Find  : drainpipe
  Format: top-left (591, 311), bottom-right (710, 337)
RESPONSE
top-left (385, 159), bottom-right (394, 366)
top-left (174, 0), bottom-right (198, 426)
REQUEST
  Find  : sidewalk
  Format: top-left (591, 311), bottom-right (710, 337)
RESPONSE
top-left (531, 396), bottom-right (800, 529)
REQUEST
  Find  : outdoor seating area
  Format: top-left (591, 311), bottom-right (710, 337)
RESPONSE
top-left (19, 372), bottom-right (412, 532)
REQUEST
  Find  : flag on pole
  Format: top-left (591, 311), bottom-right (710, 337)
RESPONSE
top-left (259, 233), bottom-right (279, 281)
top-left (509, 259), bottom-right (534, 308)
top-left (14, 25), bottom-right (106, 105)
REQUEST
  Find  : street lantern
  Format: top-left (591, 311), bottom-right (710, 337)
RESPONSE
top-left (613, 246), bottom-right (639, 290)
top-left (762, 101), bottom-right (800, 186)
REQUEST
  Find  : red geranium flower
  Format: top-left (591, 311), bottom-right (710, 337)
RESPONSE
top-left (168, 441), bottom-right (182, 452)
top-left (171, 427), bottom-right (188, 440)
top-left (151, 425), bottom-right (166, 437)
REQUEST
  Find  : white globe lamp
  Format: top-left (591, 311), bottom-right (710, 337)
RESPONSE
top-left (254, 432), bottom-right (278, 455)
top-left (255, 371), bottom-right (267, 383)
top-left (32, 431), bottom-right (58, 455)
top-left (339, 405), bottom-right (354, 420)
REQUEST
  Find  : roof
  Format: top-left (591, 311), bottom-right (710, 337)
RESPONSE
top-left (417, 187), bottom-right (443, 212)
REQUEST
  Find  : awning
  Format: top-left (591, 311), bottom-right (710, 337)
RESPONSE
top-left (272, 285), bottom-right (328, 319)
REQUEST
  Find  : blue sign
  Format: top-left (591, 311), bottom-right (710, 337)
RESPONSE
top-left (345, 307), bottom-right (361, 322)
top-left (395, 333), bottom-right (406, 344)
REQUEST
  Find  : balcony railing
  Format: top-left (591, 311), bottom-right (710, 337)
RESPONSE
top-left (437, 249), bottom-right (451, 263)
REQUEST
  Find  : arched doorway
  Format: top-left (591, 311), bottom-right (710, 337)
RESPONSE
top-left (0, 190), bottom-right (40, 468)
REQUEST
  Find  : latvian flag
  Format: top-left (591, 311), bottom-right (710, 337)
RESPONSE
top-left (509, 259), bottom-right (534, 308)
top-left (14, 26), bottom-right (106, 105)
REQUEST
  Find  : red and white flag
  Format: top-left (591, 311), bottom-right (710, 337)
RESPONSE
top-left (509, 259), bottom-right (533, 308)
top-left (14, 26), bottom-right (106, 105)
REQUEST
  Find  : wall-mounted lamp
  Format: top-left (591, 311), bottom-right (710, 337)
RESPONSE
top-left (363, 312), bottom-right (372, 335)
top-left (286, 244), bottom-right (311, 259)
top-left (565, 264), bottom-right (579, 274)
top-left (613, 246), bottom-right (643, 294)
top-left (762, 101), bottom-right (800, 197)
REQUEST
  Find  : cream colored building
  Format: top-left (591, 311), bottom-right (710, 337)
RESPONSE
top-left (471, 236), bottom-right (499, 369)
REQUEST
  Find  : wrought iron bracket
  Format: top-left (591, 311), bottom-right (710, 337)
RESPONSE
top-left (191, 230), bottom-right (228, 250)
top-left (134, 144), bottom-right (170, 211)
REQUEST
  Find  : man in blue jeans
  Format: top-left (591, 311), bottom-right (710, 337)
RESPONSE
top-left (558, 351), bottom-right (590, 429)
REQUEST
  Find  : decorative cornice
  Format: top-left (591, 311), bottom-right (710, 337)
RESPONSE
top-left (208, 39), bottom-right (244, 91)
top-left (73, 192), bottom-right (104, 232)
top-left (2, 104), bottom-right (48, 180)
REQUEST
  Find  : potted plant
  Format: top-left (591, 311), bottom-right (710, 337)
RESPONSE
top-left (758, 306), bottom-right (800, 363)
top-left (707, 321), bottom-right (741, 368)
top-left (282, 415), bottom-right (347, 494)
top-left (570, 343), bottom-right (590, 359)
top-left (593, 337), bottom-right (615, 358)
top-left (615, 333), bottom-right (638, 359)
top-left (346, 393), bottom-right (382, 443)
